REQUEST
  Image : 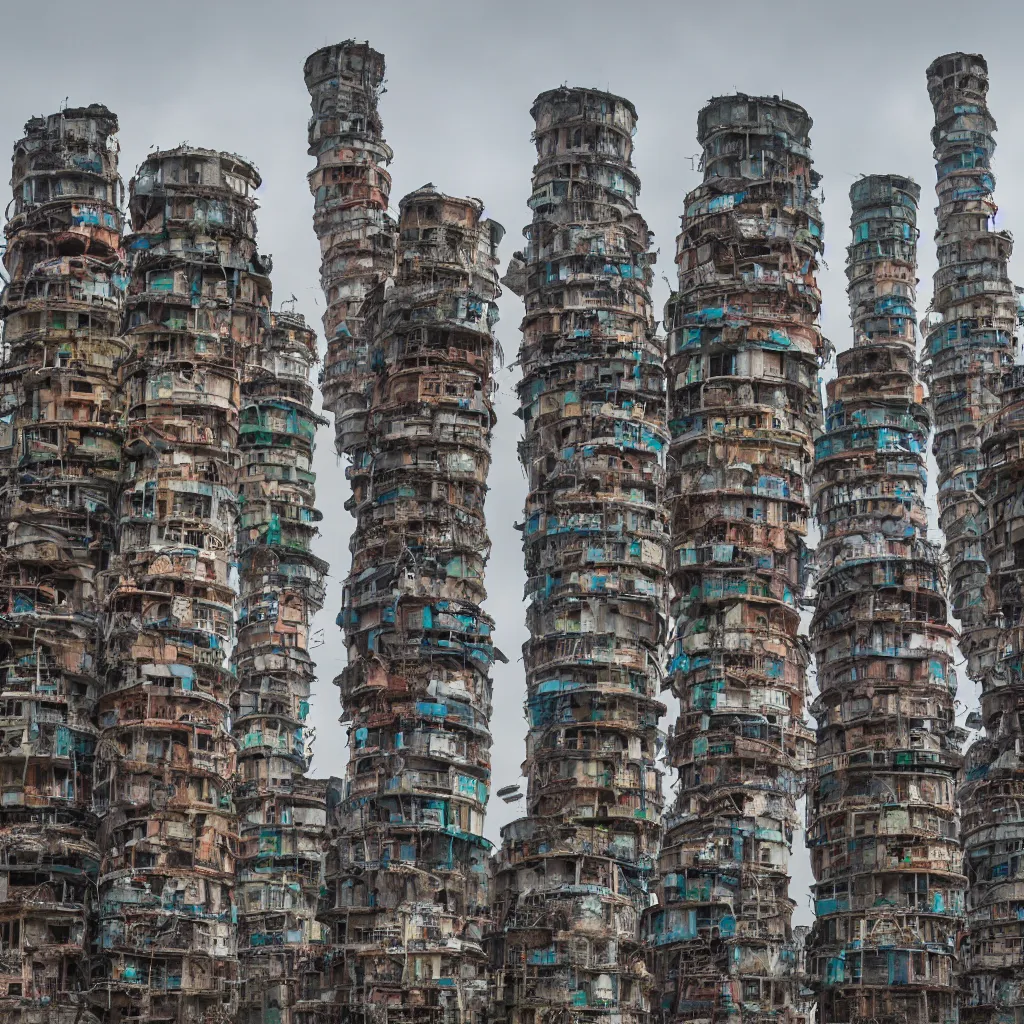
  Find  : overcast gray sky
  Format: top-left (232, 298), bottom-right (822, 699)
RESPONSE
top-left (4, 0), bottom-right (1019, 926)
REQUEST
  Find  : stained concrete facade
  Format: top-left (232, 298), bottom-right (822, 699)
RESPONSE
top-left (494, 86), bottom-right (667, 1024)
top-left (0, 103), bottom-right (124, 1024)
top-left (648, 94), bottom-right (823, 1024)
top-left (808, 174), bottom-right (964, 1024)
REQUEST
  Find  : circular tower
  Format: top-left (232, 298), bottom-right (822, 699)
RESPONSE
top-left (493, 87), bottom-right (668, 1024)
top-left (319, 185), bottom-right (502, 1024)
top-left (0, 103), bottom-right (125, 1024)
top-left (808, 175), bottom-right (964, 1024)
top-left (94, 146), bottom-right (267, 1023)
top-left (233, 310), bottom-right (329, 1023)
top-left (305, 41), bottom-right (395, 457)
top-left (650, 94), bottom-right (824, 1024)
top-left (924, 52), bottom-right (1016, 690)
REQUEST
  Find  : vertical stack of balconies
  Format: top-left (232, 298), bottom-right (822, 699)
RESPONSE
top-left (317, 185), bottom-right (501, 1024)
top-left (808, 175), bottom-right (964, 1024)
top-left (234, 309), bottom-right (329, 1022)
top-left (648, 95), bottom-right (823, 1024)
top-left (94, 147), bottom-right (269, 1023)
top-left (305, 40), bottom-right (396, 456)
top-left (493, 87), bottom-right (667, 1024)
top-left (0, 103), bottom-right (124, 1024)
top-left (924, 52), bottom-right (1017, 718)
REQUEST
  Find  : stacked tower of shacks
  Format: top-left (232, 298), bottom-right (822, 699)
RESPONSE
top-left (925, 52), bottom-right (1017, 720)
top-left (493, 88), bottom-right (668, 1024)
top-left (305, 40), bottom-right (395, 457)
top-left (233, 308), bottom-right (328, 1023)
top-left (94, 147), bottom-right (268, 1022)
top-left (646, 95), bottom-right (822, 1024)
top-left (808, 175), bottom-right (964, 1024)
top-left (0, 105), bottom-right (124, 1024)
top-left (927, 53), bottom-right (1024, 1023)
top-left (977, 366), bottom-right (1024, 1019)
top-left (302, 36), bottom-right (382, 1020)
top-left (316, 184), bottom-right (503, 1018)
